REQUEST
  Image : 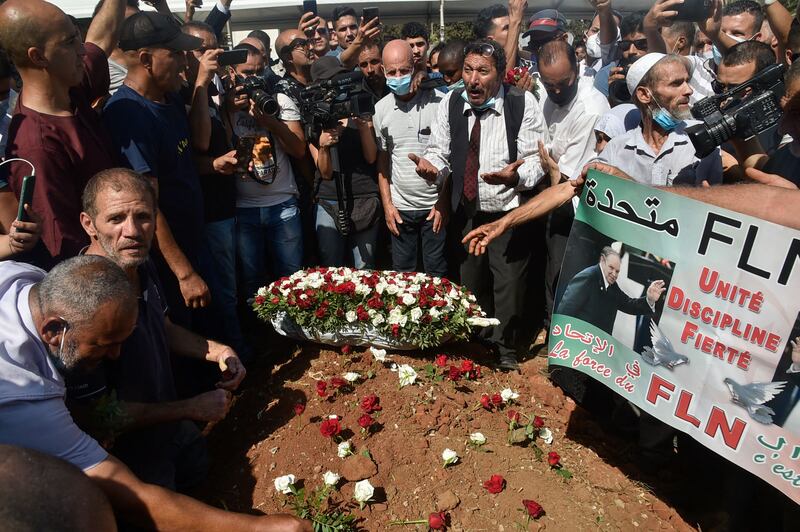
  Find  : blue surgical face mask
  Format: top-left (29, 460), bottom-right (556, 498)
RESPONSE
top-left (447, 79), bottom-right (465, 92)
top-left (386, 73), bottom-right (413, 96)
top-left (460, 88), bottom-right (496, 111)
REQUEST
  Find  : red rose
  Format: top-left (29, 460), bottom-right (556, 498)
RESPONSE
top-left (448, 366), bottom-right (462, 381)
top-left (480, 394), bottom-right (492, 410)
top-left (435, 354), bottom-right (448, 368)
top-left (341, 344), bottom-right (352, 355)
top-left (255, 295), bottom-right (265, 305)
top-left (483, 474), bottom-right (505, 494)
top-left (491, 393), bottom-right (503, 406)
top-left (360, 394), bottom-right (382, 414)
top-left (428, 511), bottom-right (446, 530)
top-left (367, 295), bottom-right (384, 309)
top-left (469, 365), bottom-right (482, 380)
top-left (460, 360), bottom-right (474, 373)
top-left (336, 308), bottom-right (345, 317)
top-left (547, 451), bottom-right (561, 467)
top-left (358, 413), bottom-right (374, 428)
top-left (507, 409), bottom-right (520, 423)
top-left (533, 416), bottom-right (544, 428)
top-left (270, 296), bottom-right (280, 304)
top-left (315, 307), bottom-right (326, 319)
top-left (320, 418), bottom-right (341, 438)
top-left (293, 403), bottom-right (305, 416)
top-left (391, 324), bottom-right (400, 336)
top-left (316, 380), bottom-right (327, 397)
top-left (330, 377), bottom-right (347, 389)
top-left (522, 499), bottom-right (544, 519)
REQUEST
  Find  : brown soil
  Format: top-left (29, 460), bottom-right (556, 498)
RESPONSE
top-left (196, 335), bottom-right (701, 531)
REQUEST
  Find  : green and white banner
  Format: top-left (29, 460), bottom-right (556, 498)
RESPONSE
top-left (549, 170), bottom-right (800, 503)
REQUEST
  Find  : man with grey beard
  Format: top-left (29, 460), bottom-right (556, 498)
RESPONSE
top-left (70, 167), bottom-right (246, 491)
top-left (0, 252), bottom-right (309, 529)
top-left (596, 52), bottom-right (723, 186)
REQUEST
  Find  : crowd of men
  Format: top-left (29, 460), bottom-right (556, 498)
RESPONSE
top-left (1, 0), bottom-right (800, 529)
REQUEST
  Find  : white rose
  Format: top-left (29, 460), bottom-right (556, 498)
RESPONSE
top-left (353, 479), bottom-right (375, 504)
top-left (469, 432), bottom-right (487, 445)
top-left (299, 293), bottom-right (308, 300)
top-left (461, 298), bottom-right (471, 309)
top-left (355, 284), bottom-right (371, 296)
top-left (376, 282), bottom-right (387, 294)
top-left (442, 448), bottom-right (459, 467)
top-left (370, 347), bottom-right (388, 362)
top-left (372, 314), bottom-right (385, 326)
top-left (448, 288), bottom-right (458, 298)
top-left (428, 307), bottom-right (440, 319)
top-left (323, 471), bottom-right (341, 487)
top-left (410, 307), bottom-right (423, 323)
top-left (398, 364), bottom-right (417, 387)
top-left (467, 317), bottom-right (500, 327)
top-left (500, 388), bottom-right (519, 403)
top-left (433, 277), bottom-right (441, 285)
top-left (343, 372), bottom-right (360, 383)
top-left (539, 427), bottom-right (554, 445)
top-left (401, 293), bottom-right (416, 306)
top-left (388, 307), bottom-right (404, 325)
top-left (386, 284), bottom-right (400, 295)
top-left (273, 474), bottom-right (296, 494)
top-left (337, 440), bottom-right (353, 458)
top-left (328, 414), bottom-right (339, 419)
top-left (345, 311), bottom-right (358, 323)
top-left (257, 287), bottom-right (268, 297)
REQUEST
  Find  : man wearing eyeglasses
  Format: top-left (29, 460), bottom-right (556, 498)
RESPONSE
top-left (410, 40), bottom-right (548, 371)
top-left (594, 12), bottom-right (650, 101)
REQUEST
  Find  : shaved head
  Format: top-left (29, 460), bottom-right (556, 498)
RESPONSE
top-left (240, 37), bottom-right (267, 58)
top-left (276, 28), bottom-right (303, 58)
top-left (0, 0), bottom-right (70, 66)
top-left (382, 39), bottom-right (414, 67)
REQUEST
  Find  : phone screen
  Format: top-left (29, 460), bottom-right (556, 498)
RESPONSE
top-left (362, 7), bottom-right (379, 23)
top-left (303, 0), bottom-right (317, 16)
top-left (218, 49), bottom-right (249, 67)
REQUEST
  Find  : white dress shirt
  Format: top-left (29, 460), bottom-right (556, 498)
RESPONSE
top-left (542, 77), bottom-right (610, 180)
top-left (423, 85), bottom-right (548, 213)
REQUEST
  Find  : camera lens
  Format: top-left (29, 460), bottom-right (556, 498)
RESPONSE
top-left (251, 90), bottom-right (279, 116)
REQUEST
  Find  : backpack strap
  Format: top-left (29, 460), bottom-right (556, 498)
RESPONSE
top-left (502, 84), bottom-right (526, 163)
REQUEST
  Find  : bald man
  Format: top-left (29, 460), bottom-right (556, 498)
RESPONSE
top-left (374, 40), bottom-right (448, 277)
top-left (275, 29), bottom-right (317, 102)
top-left (240, 35), bottom-right (281, 89)
top-left (0, 0), bottom-right (126, 268)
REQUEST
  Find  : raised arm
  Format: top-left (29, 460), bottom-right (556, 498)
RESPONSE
top-left (504, 0), bottom-right (527, 72)
top-left (339, 17), bottom-right (381, 69)
top-left (85, 0), bottom-right (126, 57)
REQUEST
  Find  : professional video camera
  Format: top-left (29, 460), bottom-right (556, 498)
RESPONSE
top-left (687, 63), bottom-right (786, 157)
top-left (298, 70), bottom-right (375, 139)
top-left (237, 76), bottom-right (279, 116)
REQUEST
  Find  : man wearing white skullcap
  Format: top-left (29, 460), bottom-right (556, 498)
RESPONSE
top-left (595, 52), bottom-right (723, 187)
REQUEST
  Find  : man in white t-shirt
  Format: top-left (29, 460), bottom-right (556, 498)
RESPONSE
top-left (374, 40), bottom-right (447, 276)
top-left (227, 43), bottom-right (307, 299)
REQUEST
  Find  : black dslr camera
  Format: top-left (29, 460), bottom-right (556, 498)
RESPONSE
top-left (687, 63), bottom-right (786, 157)
top-left (298, 70), bottom-right (375, 139)
top-left (237, 76), bottom-right (279, 116)
top-left (608, 54), bottom-right (637, 106)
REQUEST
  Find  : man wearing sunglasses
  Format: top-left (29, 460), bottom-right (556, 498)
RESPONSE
top-left (593, 12), bottom-right (649, 100)
top-left (410, 40), bottom-right (548, 371)
top-left (298, 12), bottom-right (332, 60)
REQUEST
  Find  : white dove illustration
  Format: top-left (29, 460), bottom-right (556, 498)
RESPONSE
top-left (723, 378), bottom-right (787, 425)
top-left (640, 322), bottom-right (689, 369)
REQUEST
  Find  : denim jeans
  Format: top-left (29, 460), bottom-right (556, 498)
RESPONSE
top-left (193, 217), bottom-right (251, 359)
top-left (315, 203), bottom-right (378, 269)
top-left (237, 197), bottom-right (303, 299)
top-left (391, 209), bottom-right (447, 277)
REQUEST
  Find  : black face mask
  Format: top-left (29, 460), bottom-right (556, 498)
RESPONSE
top-left (548, 78), bottom-right (579, 106)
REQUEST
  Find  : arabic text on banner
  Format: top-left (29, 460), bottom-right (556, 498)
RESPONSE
top-left (549, 170), bottom-right (800, 503)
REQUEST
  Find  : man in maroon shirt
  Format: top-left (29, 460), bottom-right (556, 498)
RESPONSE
top-left (0, 0), bottom-right (125, 267)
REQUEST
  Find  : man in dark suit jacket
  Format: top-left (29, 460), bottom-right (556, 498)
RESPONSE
top-left (557, 247), bottom-right (665, 334)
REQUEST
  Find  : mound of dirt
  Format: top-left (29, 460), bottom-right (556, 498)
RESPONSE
top-left (196, 340), bottom-right (696, 531)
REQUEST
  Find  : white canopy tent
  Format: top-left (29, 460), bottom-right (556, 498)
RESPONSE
top-left (53, 0), bottom-right (656, 29)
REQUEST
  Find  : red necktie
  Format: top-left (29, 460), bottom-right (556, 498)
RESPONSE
top-left (463, 110), bottom-right (482, 202)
